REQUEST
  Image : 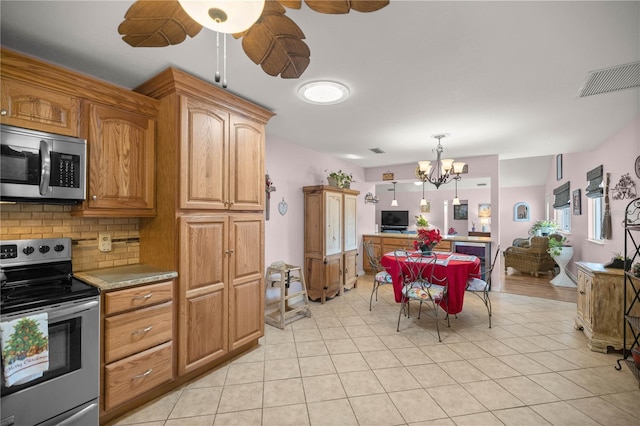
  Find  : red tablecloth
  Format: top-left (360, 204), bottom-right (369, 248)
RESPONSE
top-left (380, 252), bottom-right (481, 315)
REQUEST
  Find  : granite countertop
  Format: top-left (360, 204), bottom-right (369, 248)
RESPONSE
top-left (75, 264), bottom-right (178, 291)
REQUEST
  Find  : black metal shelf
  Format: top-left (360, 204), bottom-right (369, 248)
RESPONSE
top-left (617, 198), bottom-right (640, 386)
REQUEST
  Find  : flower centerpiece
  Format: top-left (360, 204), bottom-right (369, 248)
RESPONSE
top-left (413, 228), bottom-right (443, 253)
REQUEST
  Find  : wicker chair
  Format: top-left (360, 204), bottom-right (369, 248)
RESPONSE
top-left (503, 235), bottom-right (561, 277)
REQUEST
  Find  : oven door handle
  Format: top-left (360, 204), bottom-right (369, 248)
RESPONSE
top-left (47, 299), bottom-right (99, 321)
top-left (39, 139), bottom-right (51, 195)
top-left (55, 402), bottom-right (99, 426)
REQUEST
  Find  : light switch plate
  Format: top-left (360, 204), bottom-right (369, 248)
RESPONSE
top-left (99, 232), bottom-right (112, 252)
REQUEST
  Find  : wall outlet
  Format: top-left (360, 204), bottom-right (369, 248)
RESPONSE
top-left (99, 232), bottom-right (112, 252)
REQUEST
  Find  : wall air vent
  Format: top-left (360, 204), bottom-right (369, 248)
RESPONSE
top-left (369, 147), bottom-right (385, 154)
top-left (578, 61), bottom-right (640, 97)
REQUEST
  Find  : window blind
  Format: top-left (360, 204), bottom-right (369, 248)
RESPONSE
top-left (553, 181), bottom-right (570, 209)
top-left (586, 165), bottom-right (603, 198)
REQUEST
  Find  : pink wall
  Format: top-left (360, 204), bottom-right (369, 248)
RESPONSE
top-left (264, 137), bottom-right (374, 274)
top-left (499, 186), bottom-right (547, 249)
top-left (545, 115), bottom-right (640, 276)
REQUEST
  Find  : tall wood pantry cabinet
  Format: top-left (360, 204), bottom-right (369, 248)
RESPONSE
top-left (303, 185), bottom-right (360, 303)
top-left (136, 68), bottom-right (273, 377)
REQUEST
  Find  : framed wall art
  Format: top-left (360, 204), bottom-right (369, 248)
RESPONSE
top-left (573, 189), bottom-right (581, 215)
top-left (453, 203), bottom-right (468, 220)
top-left (478, 203), bottom-right (491, 218)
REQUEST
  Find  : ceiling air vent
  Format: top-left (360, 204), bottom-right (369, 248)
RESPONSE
top-left (369, 147), bottom-right (385, 154)
top-left (578, 61), bottom-right (640, 97)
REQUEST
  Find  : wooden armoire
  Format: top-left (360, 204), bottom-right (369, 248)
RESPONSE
top-left (303, 185), bottom-right (359, 303)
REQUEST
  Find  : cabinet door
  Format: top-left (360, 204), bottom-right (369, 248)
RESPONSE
top-left (229, 115), bottom-right (264, 211)
top-left (83, 103), bottom-right (155, 213)
top-left (180, 96), bottom-right (228, 210)
top-left (344, 250), bottom-right (358, 290)
top-left (1, 77), bottom-right (79, 136)
top-left (577, 270), bottom-right (588, 323)
top-left (179, 215), bottom-right (228, 375)
top-left (325, 191), bottom-right (342, 256)
top-left (343, 194), bottom-right (358, 252)
top-left (228, 214), bottom-right (264, 350)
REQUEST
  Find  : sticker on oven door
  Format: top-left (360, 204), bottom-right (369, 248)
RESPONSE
top-left (1, 313), bottom-right (49, 387)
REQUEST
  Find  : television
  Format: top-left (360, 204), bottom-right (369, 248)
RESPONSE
top-left (381, 210), bottom-right (409, 229)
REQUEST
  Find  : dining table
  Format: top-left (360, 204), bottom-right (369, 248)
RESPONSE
top-left (380, 251), bottom-right (481, 315)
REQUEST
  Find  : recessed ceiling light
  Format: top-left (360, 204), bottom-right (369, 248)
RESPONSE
top-left (298, 81), bottom-right (350, 105)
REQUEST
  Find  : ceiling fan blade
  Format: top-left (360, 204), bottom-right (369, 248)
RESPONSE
top-left (277, 0), bottom-right (302, 9)
top-left (239, 2), bottom-right (310, 78)
top-left (304, 0), bottom-right (389, 14)
top-left (118, 0), bottom-right (202, 47)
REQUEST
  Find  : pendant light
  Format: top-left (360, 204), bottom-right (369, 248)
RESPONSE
top-left (420, 181), bottom-right (427, 206)
top-left (452, 177), bottom-right (461, 206)
top-left (391, 182), bottom-right (398, 206)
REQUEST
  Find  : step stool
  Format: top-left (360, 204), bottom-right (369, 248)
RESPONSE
top-left (265, 262), bottom-right (311, 329)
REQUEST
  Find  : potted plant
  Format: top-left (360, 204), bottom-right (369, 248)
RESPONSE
top-left (529, 219), bottom-right (559, 236)
top-left (547, 235), bottom-right (569, 257)
top-left (325, 170), bottom-right (354, 188)
top-left (413, 228), bottom-right (443, 253)
top-left (604, 252), bottom-right (632, 271)
top-left (415, 215), bottom-right (429, 228)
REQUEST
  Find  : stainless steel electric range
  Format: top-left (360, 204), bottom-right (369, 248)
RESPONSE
top-left (1, 238), bottom-right (100, 426)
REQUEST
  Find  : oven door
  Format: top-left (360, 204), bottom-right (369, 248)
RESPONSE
top-left (1, 297), bottom-right (99, 426)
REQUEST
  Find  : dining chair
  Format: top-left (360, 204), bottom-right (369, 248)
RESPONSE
top-left (363, 240), bottom-right (393, 311)
top-left (465, 245), bottom-right (500, 328)
top-left (394, 250), bottom-right (449, 341)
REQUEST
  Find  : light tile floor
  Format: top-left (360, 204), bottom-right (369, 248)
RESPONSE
top-left (111, 279), bottom-right (640, 426)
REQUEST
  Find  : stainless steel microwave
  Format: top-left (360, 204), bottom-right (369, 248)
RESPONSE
top-left (0, 125), bottom-right (86, 203)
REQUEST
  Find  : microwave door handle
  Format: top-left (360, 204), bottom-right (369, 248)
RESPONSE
top-left (39, 139), bottom-right (51, 195)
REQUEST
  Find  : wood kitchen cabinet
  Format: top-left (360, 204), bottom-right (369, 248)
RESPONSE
top-left (178, 96), bottom-right (265, 210)
top-left (303, 185), bottom-right (360, 303)
top-left (362, 234), bottom-right (454, 273)
top-left (0, 77), bottom-right (80, 137)
top-left (575, 262), bottom-right (626, 352)
top-left (76, 102), bottom-right (156, 216)
top-left (101, 280), bottom-right (174, 413)
top-left (137, 67), bottom-right (272, 379)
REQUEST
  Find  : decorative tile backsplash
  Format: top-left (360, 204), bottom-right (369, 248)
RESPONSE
top-left (0, 204), bottom-right (140, 271)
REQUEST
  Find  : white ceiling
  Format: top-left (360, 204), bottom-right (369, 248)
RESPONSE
top-left (1, 1), bottom-right (638, 178)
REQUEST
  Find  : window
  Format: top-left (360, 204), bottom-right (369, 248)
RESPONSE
top-left (588, 196), bottom-right (604, 241)
top-left (554, 207), bottom-right (571, 232)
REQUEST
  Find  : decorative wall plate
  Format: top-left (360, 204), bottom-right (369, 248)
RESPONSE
top-left (635, 155), bottom-right (640, 179)
top-left (278, 198), bottom-right (288, 216)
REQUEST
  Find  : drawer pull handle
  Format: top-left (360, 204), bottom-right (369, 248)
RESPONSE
top-left (133, 293), bottom-right (154, 300)
top-left (132, 326), bottom-right (153, 335)
top-left (132, 368), bottom-right (153, 380)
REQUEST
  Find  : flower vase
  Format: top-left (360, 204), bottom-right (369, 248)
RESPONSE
top-left (327, 177), bottom-right (339, 187)
top-left (419, 243), bottom-right (435, 255)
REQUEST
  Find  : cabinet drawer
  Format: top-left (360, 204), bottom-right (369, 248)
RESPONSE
top-left (104, 302), bottom-right (172, 363)
top-left (105, 281), bottom-right (173, 315)
top-left (434, 241), bottom-right (453, 252)
top-left (104, 341), bottom-right (173, 411)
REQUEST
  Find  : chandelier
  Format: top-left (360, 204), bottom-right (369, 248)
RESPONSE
top-left (415, 134), bottom-right (465, 189)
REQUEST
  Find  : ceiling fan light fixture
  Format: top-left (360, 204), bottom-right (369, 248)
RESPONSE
top-left (178, 0), bottom-right (265, 34)
top-left (298, 81), bottom-right (350, 105)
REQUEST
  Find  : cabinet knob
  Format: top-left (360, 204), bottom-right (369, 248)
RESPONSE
top-left (579, 290), bottom-right (585, 295)
top-left (92, 195), bottom-right (97, 201)
top-left (0, 109), bottom-right (7, 116)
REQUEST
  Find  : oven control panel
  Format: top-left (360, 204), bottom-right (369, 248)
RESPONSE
top-left (0, 238), bottom-right (72, 266)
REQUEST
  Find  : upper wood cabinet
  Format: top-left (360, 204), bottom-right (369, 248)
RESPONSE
top-left (77, 103), bottom-right (156, 216)
top-left (136, 68), bottom-right (272, 212)
top-left (0, 77), bottom-right (80, 136)
top-left (1, 48), bottom-right (160, 217)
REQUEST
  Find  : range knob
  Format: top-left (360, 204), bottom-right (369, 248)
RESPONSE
top-left (23, 246), bottom-right (35, 255)
top-left (54, 244), bottom-right (65, 252)
top-left (39, 245), bottom-right (50, 254)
